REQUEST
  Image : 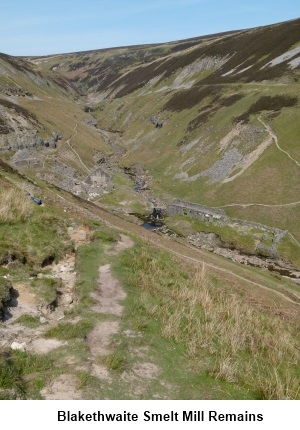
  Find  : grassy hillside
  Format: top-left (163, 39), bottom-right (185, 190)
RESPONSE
top-left (1, 18), bottom-right (300, 399)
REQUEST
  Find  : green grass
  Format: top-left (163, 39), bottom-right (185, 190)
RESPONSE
top-left (14, 314), bottom-right (41, 328)
top-left (98, 184), bottom-right (149, 214)
top-left (45, 319), bottom-right (94, 340)
top-left (98, 351), bottom-right (127, 372)
top-left (30, 277), bottom-right (61, 306)
top-left (278, 235), bottom-right (300, 267)
top-left (0, 349), bottom-right (54, 399)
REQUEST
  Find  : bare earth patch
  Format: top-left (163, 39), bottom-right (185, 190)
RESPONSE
top-left (40, 374), bottom-right (82, 400)
top-left (7, 282), bottom-right (37, 322)
top-left (87, 320), bottom-right (120, 357)
top-left (108, 234), bottom-right (135, 254)
top-left (91, 264), bottom-right (126, 316)
top-left (132, 362), bottom-right (160, 379)
top-left (30, 338), bottom-right (66, 354)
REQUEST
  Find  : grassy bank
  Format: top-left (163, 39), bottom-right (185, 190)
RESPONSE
top-left (113, 241), bottom-right (300, 399)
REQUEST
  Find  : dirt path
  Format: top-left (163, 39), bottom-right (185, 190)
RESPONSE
top-left (66, 123), bottom-right (91, 173)
top-left (87, 235), bottom-right (134, 379)
top-left (91, 264), bottom-right (126, 316)
top-left (40, 234), bottom-right (135, 399)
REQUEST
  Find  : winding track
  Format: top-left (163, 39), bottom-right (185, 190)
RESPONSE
top-left (65, 122), bottom-right (91, 174)
top-left (258, 116), bottom-right (300, 168)
top-left (219, 116), bottom-right (300, 210)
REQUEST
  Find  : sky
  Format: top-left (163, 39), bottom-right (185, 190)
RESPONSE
top-left (1, 0), bottom-right (299, 56)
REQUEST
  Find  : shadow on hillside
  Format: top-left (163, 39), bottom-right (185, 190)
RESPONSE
top-left (3, 288), bottom-right (19, 322)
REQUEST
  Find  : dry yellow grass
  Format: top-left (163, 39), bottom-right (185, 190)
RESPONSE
top-left (124, 246), bottom-right (300, 399)
top-left (0, 187), bottom-right (33, 224)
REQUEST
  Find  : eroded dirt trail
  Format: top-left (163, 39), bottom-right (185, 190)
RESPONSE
top-left (41, 234), bottom-right (136, 399)
top-left (86, 235), bottom-right (134, 381)
top-left (91, 264), bottom-right (126, 316)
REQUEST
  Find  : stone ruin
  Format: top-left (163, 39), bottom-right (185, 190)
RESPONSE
top-left (166, 199), bottom-right (226, 222)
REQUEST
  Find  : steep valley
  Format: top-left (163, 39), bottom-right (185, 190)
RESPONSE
top-left (1, 18), bottom-right (300, 399)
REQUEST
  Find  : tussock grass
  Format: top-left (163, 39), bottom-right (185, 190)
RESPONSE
top-left (115, 244), bottom-right (300, 399)
top-left (97, 352), bottom-right (127, 372)
top-left (0, 188), bottom-right (32, 224)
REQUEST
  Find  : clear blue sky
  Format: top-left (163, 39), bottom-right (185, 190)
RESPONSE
top-left (2, 0), bottom-right (299, 56)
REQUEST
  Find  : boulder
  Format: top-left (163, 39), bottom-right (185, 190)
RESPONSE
top-left (11, 341), bottom-right (26, 352)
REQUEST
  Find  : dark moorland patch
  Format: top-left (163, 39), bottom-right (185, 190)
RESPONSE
top-left (187, 109), bottom-right (216, 131)
top-left (51, 75), bottom-right (75, 92)
top-left (164, 85), bottom-right (222, 112)
top-left (201, 19), bottom-right (300, 84)
top-left (68, 46), bottom-right (172, 93)
top-left (186, 93), bottom-right (244, 130)
top-left (235, 95), bottom-right (298, 122)
top-left (219, 93), bottom-right (244, 107)
top-left (68, 61), bottom-right (88, 72)
top-left (169, 41), bottom-right (205, 53)
top-left (169, 30), bottom-right (240, 54)
top-left (102, 60), bottom-right (166, 98)
top-left (0, 53), bottom-right (38, 74)
top-left (111, 18), bottom-right (300, 97)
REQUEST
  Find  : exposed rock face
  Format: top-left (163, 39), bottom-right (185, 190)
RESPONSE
top-left (0, 91), bottom-right (61, 153)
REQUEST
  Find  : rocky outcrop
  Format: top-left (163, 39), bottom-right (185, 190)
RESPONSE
top-left (0, 92), bottom-right (61, 153)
